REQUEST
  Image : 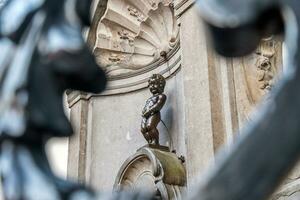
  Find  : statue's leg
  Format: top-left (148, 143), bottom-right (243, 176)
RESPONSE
top-left (146, 115), bottom-right (160, 145)
top-left (152, 128), bottom-right (159, 145)
top-left (141, 118), bottom-right (148, 134)
top-left (141, 119), bottom-right (151, 143)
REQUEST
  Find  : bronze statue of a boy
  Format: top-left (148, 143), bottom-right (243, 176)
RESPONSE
top-left (141, 74), bottom-right (167, 145)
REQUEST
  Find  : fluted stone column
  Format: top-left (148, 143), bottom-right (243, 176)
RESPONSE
top-left (175, 2), bottom-right (239, 187)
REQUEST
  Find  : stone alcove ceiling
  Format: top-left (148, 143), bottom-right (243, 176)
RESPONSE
top-left (88, 0), bottom-right (181, 95)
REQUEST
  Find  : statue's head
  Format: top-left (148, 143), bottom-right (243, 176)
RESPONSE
top-left (148, 74), bottom-right (166, 95)
top-left (197, 0), bottom-right (284, 57)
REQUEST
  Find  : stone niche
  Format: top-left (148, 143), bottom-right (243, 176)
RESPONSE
top-left (67, 0), bottom-right (184, 193)
top-left (114, 147), bottom-right (186, 200)
top-left (88, 0), bottom-right (180, 95)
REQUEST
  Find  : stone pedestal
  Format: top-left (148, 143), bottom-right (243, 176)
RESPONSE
top-left (114, 146), bottom-right (186, 199)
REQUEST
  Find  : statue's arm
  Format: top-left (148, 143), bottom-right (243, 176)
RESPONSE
top-left (142, 94), bottom-right (166, 118)
top-left (142, 104), bottom-right (147, 115)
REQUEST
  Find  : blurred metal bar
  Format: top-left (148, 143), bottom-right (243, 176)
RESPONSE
top-left (193, 1), bottom-right (300, 200)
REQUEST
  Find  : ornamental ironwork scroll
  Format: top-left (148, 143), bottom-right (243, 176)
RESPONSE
top-left (0, 0), bottom-right (300, 200)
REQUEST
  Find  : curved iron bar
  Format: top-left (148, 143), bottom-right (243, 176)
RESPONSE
top-left (1, 0), bottom-right (300, 199)
top-left (193, 0), bottom-right (300, 200)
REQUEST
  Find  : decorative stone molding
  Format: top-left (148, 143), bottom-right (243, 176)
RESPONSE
top-left (66, 52), bottom-right (180, 106)
top-left (66, 90), bottom-right (89, 108)
top-left (271, 179), bottom-right (300, 200)
top-left (243, 37), bottom-right (281, 103)
top-left (88, 0), bottom-right (180, 95)
top-left (114, 147), bottom-right (186, 199)
top-left (255, 37), bottom-right (278, 91)
top-left (232, 36), bottom-right (282, 123)
top-left (173, 0), bottom-right (195, 18)
top-left (94, 0), bottom-right (178, 73)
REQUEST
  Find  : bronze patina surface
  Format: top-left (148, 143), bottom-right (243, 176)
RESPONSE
top-left (141, 74), bottom-right (167, 145)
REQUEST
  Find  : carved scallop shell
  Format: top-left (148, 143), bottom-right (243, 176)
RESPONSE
top-left (93, 0), bottom-right (179, 77)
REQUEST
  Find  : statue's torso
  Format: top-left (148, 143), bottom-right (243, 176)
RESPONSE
top-left (144, 95), bottom-right (159, 110)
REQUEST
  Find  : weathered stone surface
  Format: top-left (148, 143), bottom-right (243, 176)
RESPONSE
top-left (231, 36), bottom-right (283, 125)
top-left (94, 0), bottom-right (179, 74)
top-left (85, 0), bottom-right (181, 95)
top-left (272, 179), bottom-right (300, 200)
top-left (174, 0), bottom-right (195, 17)
top-left (114, 147), bottom-right (186, 199)
top-left (67, 69), bottom-right (187, 190)
top-left (67, 1), bottom-right (298, 200)
top-left (68, 100), bottom-right (88, 182)
top-left (179, 5), bottom-right (215, 187)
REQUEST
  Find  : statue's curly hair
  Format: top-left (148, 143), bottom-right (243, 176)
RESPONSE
top-left (148, 74), bottom-right (166, 93)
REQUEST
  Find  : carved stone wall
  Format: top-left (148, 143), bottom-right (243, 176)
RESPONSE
top-left (230, 38), bottom-right (300, 199)
top-left (86, 0), bottom-right (181, 95)
top-left (231, 36), bottom-right (283, 125)
top-left (94, 0), bottom-right (178, 71)
top-left (67, 0), bottom-right (185, 192)
top-left (67, 1), bottom-right (300, 199)
top-left (173, 0), bottom-right (195, 17)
